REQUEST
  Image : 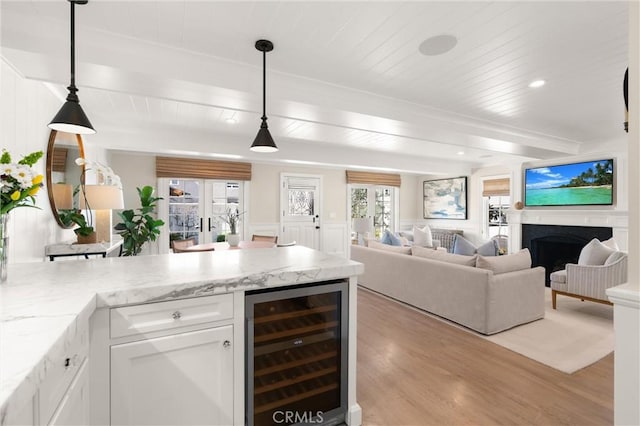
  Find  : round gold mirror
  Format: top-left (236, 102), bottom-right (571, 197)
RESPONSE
top-left (46, 130), bottom-right (85, 228)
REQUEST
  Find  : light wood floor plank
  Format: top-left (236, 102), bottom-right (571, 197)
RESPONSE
top-left (356, 287), bottom-right (613, 426)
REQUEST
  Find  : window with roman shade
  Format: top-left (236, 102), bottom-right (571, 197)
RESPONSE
top-left (156, 156), bottom-right (252, 180)
top-left (345, 170), bottom-right (401, 187)
top-left (482, 178), bottom-right (510, 197)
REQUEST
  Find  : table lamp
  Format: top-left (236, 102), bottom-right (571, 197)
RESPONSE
top-left (79, 185), bottom-right (124, 243)
top-left (352, 217), bottom-right (373, 246)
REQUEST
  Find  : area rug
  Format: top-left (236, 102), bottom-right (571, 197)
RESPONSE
top-left (482, 288), bottom-right (613, 374)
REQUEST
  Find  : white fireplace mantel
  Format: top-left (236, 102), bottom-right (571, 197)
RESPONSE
top-left (508, 209), bottom-right (629, 252)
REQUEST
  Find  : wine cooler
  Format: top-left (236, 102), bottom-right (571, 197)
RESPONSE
top-left (245, 280), bottom-right (349, 426)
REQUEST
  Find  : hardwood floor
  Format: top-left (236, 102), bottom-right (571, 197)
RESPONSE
top-left (356, 287), bottom-right (613, 426)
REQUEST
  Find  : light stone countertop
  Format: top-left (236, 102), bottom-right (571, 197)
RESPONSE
top-left (0, 246), bottom-right (363, 423)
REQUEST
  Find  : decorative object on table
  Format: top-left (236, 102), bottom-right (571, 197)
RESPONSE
top-left (115, 186), bottom-right (164, 256)
top-left (250, 39), bottom-right (278, 152)
top-left (0, 149), bottom-right (44, 283)
top-left (423, 176), bottom-right (467, 219)
top-left (513, 201), bottom-right (524, 210)
top-left (59, 209), bottom-right (96, 244)
top-left (48, 0), bottom-right (95, 135)
top-left (220, 207), bottom-right (244, 247)
top-left (352, 217), bottom-right (373, 246)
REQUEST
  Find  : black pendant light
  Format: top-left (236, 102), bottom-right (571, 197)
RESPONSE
top-left (49, 0), bottom-right (95, 135)
top-left (250, 39), bottom-right (277, 153)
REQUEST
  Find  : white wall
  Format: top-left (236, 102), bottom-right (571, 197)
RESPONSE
top-left (0, 60), bottom-right (72, 263)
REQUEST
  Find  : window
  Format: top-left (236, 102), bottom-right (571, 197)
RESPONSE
top-left (350, 185), bottom-right (396, 239)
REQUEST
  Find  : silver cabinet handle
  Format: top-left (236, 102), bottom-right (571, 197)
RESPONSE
top-left (172, 311), bottom-right (182, 320)
top-left (223, 340), bottom-right (231, 348)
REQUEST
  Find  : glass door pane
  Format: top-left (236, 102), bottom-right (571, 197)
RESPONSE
top-left (208, 181), bottom-right (242, 243)
top-left (168, 179), bottom-right (201, 245)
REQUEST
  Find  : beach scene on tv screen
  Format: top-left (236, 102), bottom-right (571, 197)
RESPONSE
top-left (525, 159), bottom-right (613, 206)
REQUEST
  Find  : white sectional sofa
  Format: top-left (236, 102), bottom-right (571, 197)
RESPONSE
top-left (351, 244), bottom-right (546, 335)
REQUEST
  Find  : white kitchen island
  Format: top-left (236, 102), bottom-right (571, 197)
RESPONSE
top-left (0, 246), bottom-right (363, 426)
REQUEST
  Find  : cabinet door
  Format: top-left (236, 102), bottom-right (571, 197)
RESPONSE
top-left (49, 358), bottom-right (90, 426)
top-left (111, 326), bottom-right (233, 425)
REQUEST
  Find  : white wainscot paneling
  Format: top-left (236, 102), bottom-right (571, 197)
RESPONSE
top-left (322, 223), bottom-right (348, 259)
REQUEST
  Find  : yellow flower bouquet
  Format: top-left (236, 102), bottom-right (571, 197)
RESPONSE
top-left (0, 149), bottom-right (44, 214)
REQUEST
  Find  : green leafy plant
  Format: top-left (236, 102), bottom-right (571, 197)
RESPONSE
top-left (58, 209), bottom-right (94, 237)
top-left (115, 186), bottom-right (165, 256)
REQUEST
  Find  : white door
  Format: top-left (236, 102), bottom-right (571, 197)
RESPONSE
top-left (111, 326), bottom-right (234, 426)
top-left (280, 174), bottom-right (322, 250)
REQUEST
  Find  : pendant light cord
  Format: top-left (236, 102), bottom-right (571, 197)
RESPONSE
top-left (67, 1), bottom-right (78, 100)
top-left (262, 49), bottom-right (267, 121)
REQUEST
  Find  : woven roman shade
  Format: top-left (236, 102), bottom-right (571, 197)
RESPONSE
top-left (482, 178), bottom-right (510, 197)
top-left (346, 170), bottom-right (401, 187)
top-left (156, 156), bottom-right (252, 180)
top-left (52, 147), bottom-right (68, 173)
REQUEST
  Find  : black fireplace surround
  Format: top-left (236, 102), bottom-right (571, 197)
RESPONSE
top-left (521, 224), bottom-right (613, 285)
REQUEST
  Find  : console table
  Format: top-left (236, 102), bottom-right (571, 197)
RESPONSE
top-left (45, 236), bottom-right (124, 261)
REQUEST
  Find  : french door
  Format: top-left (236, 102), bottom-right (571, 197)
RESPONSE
top-left (350, 185), bottom-right (397, 239)
top-left (158, 178), bottom-right (245, 253)
top-left (280, 174), bottom-right (322, 250)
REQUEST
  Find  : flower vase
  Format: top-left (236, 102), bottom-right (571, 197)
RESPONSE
top-left (0, 213), bottom-right (8, 283)
top-left (227, 233), bottom-right (240, 247)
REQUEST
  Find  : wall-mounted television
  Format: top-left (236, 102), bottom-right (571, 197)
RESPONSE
top-left (524, 159), bottom-right (613, 206)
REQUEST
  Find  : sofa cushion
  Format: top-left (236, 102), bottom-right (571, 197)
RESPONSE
top-left (412, 245), bottom-right (477, 266)
top-left (368, 240), bottom-right (412, 254)
top-left (604, 251), bottom-right (626, 265)
top-left (550, 269), bottom-right (567, 284)
top-left (452, 234), bottom-right (498, 256)
top-left (578, 238), bottom-right (616, 265)
top-left (413, 225), bottom-right (433, 247)
top-left (476, 248), bottom-right (532, 274)
top-left (380, 229), bottom-right (402, 246)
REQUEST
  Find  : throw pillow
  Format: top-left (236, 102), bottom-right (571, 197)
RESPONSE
top-left (412, 245), bottom-right (477, 266)
top-left (397, 230), bottom-right (414, 242)
top-left (413, 225), bottom-right (433, 247)
top-left (452, 234), bottom-right (498, 256)
top-left (368, 240), bottom-right (412, 255)
top-left (577, 238), bottom-right (616, 265)
top-left (380, 229), bottom-right (402, 246)
top-left (604, 251), bottom-right (626, 265)
top-left (602, 237), bottom-right (620, 251)
top-left (476, 248), bottom-right (532, 274)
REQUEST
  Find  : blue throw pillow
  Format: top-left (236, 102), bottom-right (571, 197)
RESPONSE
top-left (380, 229), bottom-right (402, 246)
top-left (452, 234), bottom-right (498, 256)
top-left (452, 234), bottom-right (477, 255)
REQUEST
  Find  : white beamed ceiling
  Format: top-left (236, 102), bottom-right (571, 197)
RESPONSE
top-left (0, 1), bottom-right (629, 174)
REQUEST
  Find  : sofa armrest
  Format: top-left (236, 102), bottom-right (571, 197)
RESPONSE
top-left (566, 257), bottom-right (628, 300)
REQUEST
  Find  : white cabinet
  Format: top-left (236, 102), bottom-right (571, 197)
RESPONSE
top-left (48, 358), bottom-right (90, 426)
top-left (110, 323), bottom-right (234, 425)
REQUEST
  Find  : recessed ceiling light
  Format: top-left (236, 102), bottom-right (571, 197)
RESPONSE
top-left (457, 151), bottom-right (465, 155)
top-left (528, 80), bottom-right (545, 88)
top-left (225, 117), bottom-right (238, 124)
top-left (419, 34), bottom-right (458, 56)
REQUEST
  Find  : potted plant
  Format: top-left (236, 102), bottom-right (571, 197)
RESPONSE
top-left (59, 209), bottom-right (96, 244)
top-left (115, 186), bottom-right (164, 256)
top-left (221, 208), bottom-right (244, 247)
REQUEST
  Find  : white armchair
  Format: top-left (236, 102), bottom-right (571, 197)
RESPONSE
top-left (550, 252), bottom-right (627, 309)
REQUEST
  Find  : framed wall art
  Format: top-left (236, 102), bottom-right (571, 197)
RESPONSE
top-left (423, 176), bottom-right (467, 219)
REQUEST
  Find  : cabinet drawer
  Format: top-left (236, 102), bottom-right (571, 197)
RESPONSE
top-left (39, 327), bottom-right (89, 425)
top-left (110, 294), bottom-right (234, 339)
